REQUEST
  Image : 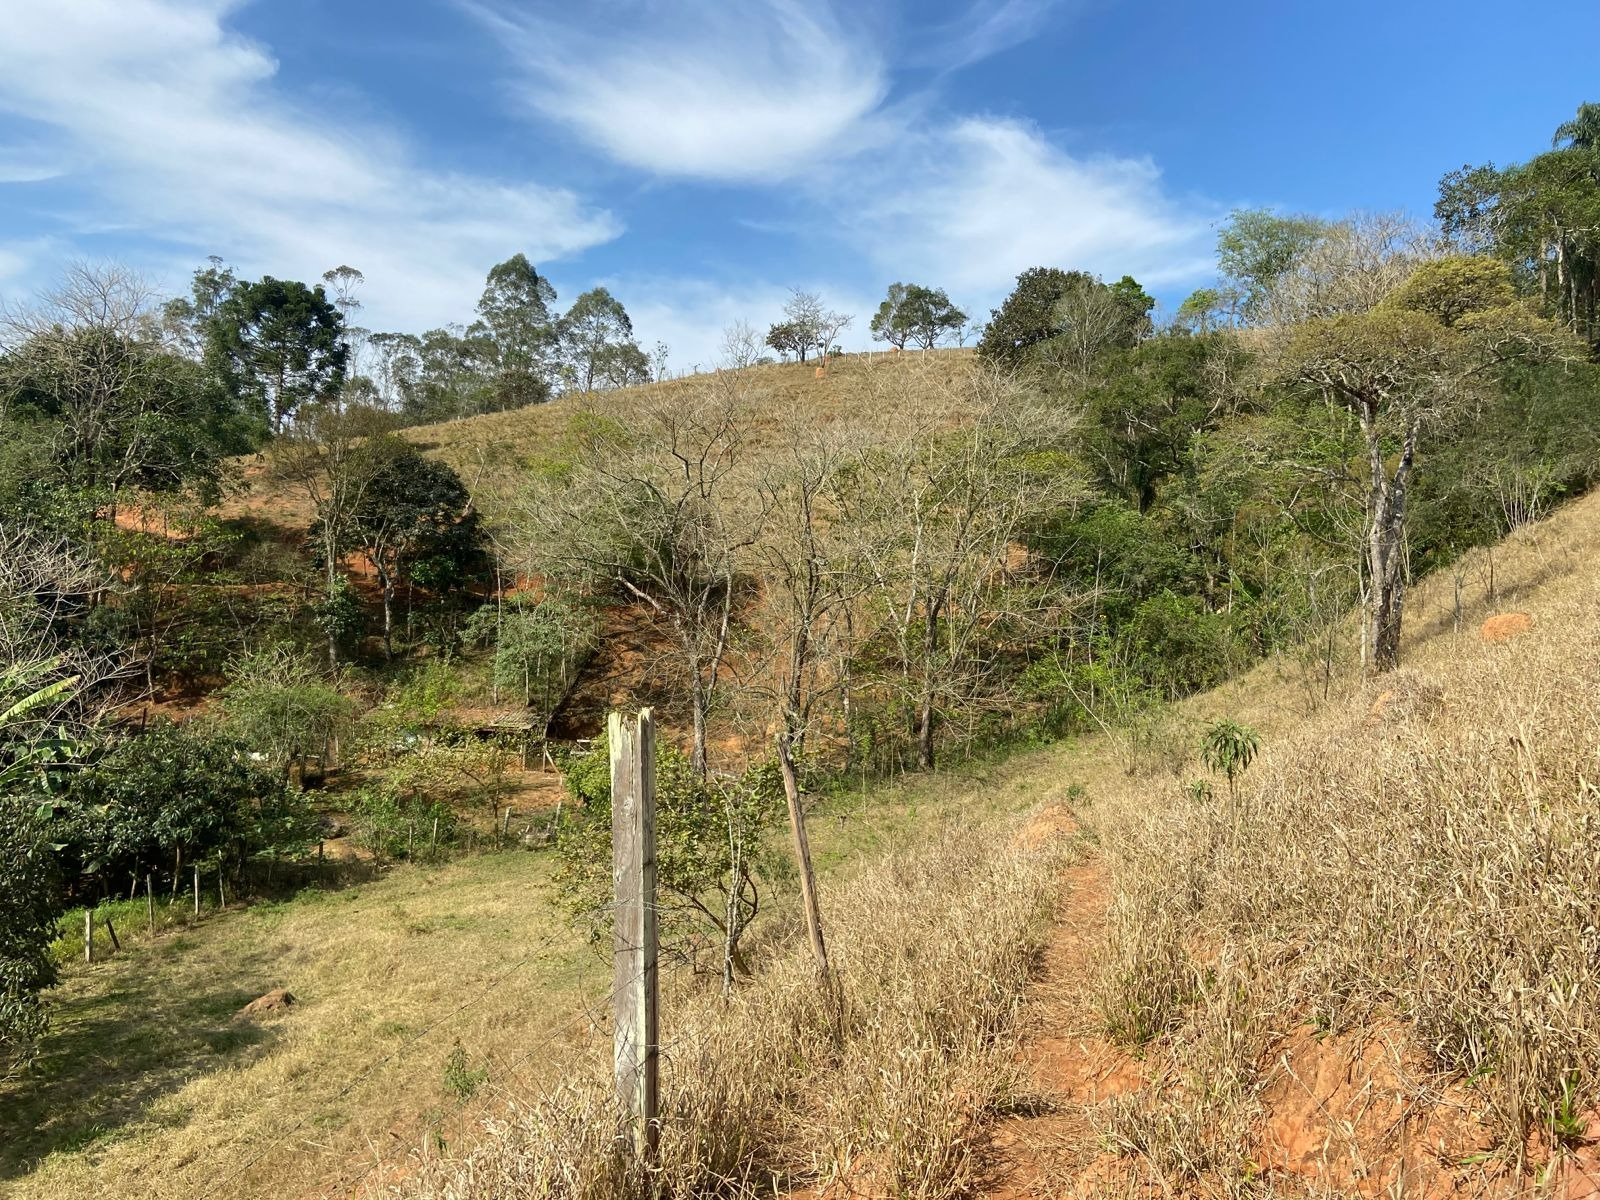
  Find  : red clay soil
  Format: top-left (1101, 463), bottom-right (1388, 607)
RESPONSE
top-left (979, 809), bottom-right (1596, 1199)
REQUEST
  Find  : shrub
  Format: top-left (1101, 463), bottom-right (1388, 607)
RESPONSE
top-left (552, 735), bottom-right (784, 986)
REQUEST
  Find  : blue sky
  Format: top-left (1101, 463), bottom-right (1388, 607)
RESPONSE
top-left (1, 0), bottom-right (1595, 369)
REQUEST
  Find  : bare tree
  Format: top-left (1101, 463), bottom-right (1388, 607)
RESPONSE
top-left (518, 374), bottom-right (766, 773)
top-left (1258, 212), bottom-right (1439, 327)
top-left (0, 263), bottom-right (189, 519)
top-left (719, 320), bottom-right (764, 370)
top-left (1036, 278), bottom-right (1136, 382)
top-left (834, 364), bottom-right (1081, 770)
top-left (0, 527), bottom-right (126, 736)
top-left (751, 414), bottom-right (867, 979)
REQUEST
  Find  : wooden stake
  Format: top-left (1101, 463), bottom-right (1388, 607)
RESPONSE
top-left (777, 731), bottom-right (830, 981)
top-left (502, 806), bottom-right (514, 847)
top-left (105, 916), bottom-right (121, 952)
top-left (146, 874), bottom-right (155, 935)
top-left (218, 857), bottom-right (226, 910)
top-left (194, 865), bottom-right (201, 916)
top-left (610, 708), bottom-right (659, 1167)
top-left (84, 909), bottom-right (93, 964)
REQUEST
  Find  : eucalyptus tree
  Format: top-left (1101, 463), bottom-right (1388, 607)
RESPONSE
top-left (558, 287), bottom-right (649, 392)
top-left (470, 253), bottom-right (558, 408)
top-left (871, 283), bottom-right (967, 351)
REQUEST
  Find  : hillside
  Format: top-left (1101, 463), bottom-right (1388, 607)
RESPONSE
top-left (363, 434), bottom-right (1600, 1198)
top-left (226, 349), bottom-right (979, 530)
top-left (8, 377), bottom-right (1600, 1200)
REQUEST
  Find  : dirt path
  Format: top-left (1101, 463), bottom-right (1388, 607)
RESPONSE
top-left (981, 815), bottom-right (1148, 1199)
top-left (984, 811), bottom-right (1600, 1200)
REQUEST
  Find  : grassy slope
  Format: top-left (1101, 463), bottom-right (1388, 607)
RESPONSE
top-left (227, 349), bottom-right (977, 529)
top-left (0, 730), bottom-right (1057, 1200)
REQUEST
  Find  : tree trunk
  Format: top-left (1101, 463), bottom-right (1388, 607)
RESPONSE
top-left (378, 563), bottom-right (395, 660)
top-left (1363, 413), bottom-right (1417, 674)
top-left (777, 731), bottom-right (829, 981)
top-left (915, 595), bottom-right (942, 771)
top-left (689, 675), bottom-right (709, 777)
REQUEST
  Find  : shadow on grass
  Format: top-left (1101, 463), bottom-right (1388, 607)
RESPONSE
top-left (0, 943), bottom-right (287, 1180)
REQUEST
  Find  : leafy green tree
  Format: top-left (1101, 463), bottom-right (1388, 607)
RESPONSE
top-left (1437, 147), bottom-right (1600, 347)
top-left (205, 276), bottom-right (348, 435)
top-left (465, 595), bottom-right (597, 724)
top-left (765, 320), bottom-right (805, 362)
top-left (1274, 255), bottom-right (1575, 670)
top-left (1175, 288), bottom-right (1228, 334)
top-left (470, 253), bottom-right (558, 409)
top-left (553, 733), bottom-right (784, 990)
top-left (1216, 208), bottom-right (1328, 321)
top-left (345, 439), bottom-right (486, 658)
top-left (978, 267), bottom-right (1097, 365)
top-left (219, 647), bottom-right (358, 784)
top-left (52, 721), bottom-right (314, 896)
top-left (558, 287), bottom-right (649, 392)
top-left (1077, 335), bottom-right (1229, 513)
top-left (871, 283), bottom-right (967, 351)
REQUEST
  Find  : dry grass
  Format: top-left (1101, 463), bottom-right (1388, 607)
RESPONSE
top-left (227, 351), bottom-right (977, 530)
top-left (0, 852), bottom-right (597, 1200)
top-left (2, 716), bottom-right (1068, 1200)
top-left (1078, 486), bottom-right (1600, 1188)
top-left (389, 819), bottom-right (1078, 1200)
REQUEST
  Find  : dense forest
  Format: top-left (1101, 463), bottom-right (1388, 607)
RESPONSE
top-left (3, 103), bottom-right (1600, 1074)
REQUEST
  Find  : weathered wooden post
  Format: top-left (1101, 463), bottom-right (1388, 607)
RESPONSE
top-left (146, 874), bottom-right (155, 935)
top-left (84, 909), bottom-right (93, 964)
top-left (610, 708), bottom-right (659, 1171)
top-left (502, 806), bottom-right (514, 847)
top-left (193, 865), bottom-right (201, 917)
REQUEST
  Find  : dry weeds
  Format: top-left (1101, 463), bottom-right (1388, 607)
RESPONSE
top-left (1079, 486), bottom-right (1600, 1192)
top-left (390, 821), bottom-right (1073, 1199)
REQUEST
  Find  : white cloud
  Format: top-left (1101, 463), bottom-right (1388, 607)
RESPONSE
top-left (906, 0), bottom-right (1067, 72)
top-left (598, 275), bottom-right (880, 373)
top-left (465, 0), bottom-right (892, 183)
top-left (0, 0), bottom-right (621, 331)
top-left (836, 116), bottom-right (1218, 301)
top-left (0, 146), bottom-right (66, 184)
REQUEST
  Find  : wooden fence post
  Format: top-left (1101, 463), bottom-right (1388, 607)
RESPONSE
top-left (610, 708), bottom-right (659, 1170)
top-left (84, 909), bottom-right (93, 965)
top-left (193, 865), bottom-right (200, 917)
top-left (146, 874), bottom-right (155, 935)
top-left (502, 806), bottom-right (514, 847)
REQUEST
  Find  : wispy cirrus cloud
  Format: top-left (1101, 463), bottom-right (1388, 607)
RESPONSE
top-left (905, 0), bottom-right (1070, 72)
top-left (464, 0), bottom-right (893, 184)
top-left (469, 0), bottom-right (1217, 331)
top-left (0, 0), bottom-right (621, 329)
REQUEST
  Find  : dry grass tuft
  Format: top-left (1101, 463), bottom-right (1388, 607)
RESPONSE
top-left (1081, 489), bottom-right (1600, 1187)
top-left (391, 821), bottom-right (1070, 1199)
